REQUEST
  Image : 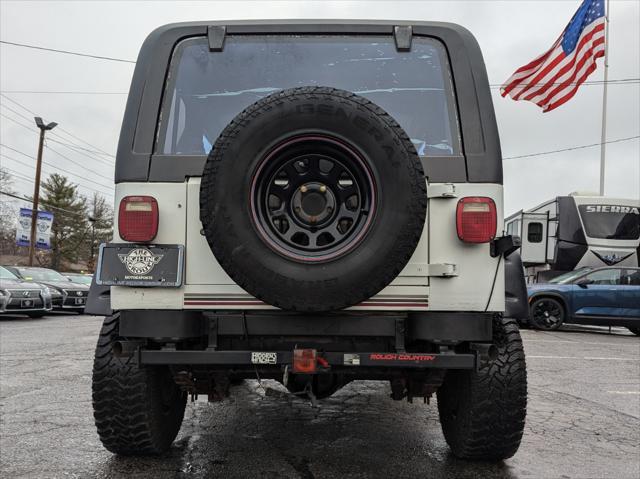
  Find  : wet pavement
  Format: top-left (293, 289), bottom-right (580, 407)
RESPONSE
top-left (1, 314), bottom-right (639, 479)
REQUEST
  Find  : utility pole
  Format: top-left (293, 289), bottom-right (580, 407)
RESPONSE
top-left (28, 117), bottom-right (57, 266)
top-left (599, 0), bottom-right (611, 196)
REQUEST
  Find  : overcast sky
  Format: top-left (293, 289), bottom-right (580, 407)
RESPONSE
top-left (1, 0), bottom-right (638, 216)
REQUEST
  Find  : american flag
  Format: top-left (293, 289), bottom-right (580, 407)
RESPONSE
top-left (501, 0), bottom-right (606, 112)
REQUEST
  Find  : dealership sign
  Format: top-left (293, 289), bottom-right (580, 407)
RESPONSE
top-left (16, 208), bottom-right (54, 249)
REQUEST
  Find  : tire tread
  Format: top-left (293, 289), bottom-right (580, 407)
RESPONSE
top-left (437, 316), bottom-right (527, 460)
top-left (92, 315), bottom-right (186, 455)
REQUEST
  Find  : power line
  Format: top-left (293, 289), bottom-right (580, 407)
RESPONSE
top-left (2, 110), bottom-right (113, 165)
top-left (2, 155), bottom-right (113, 199)
top-left (0, 101), bottom-right (35, 123)
top-left (3, 162), bottom-right (114, 200)
top-left (0, 144), bottom-right (114, 196)
top-left (1, 164), bottom-right (34, 184)
top-left (43, 143), bottom-right (114, 185)
top-left (0, 112), bottom-right (38, 133)
top-left (46, 138), bottom-right (115, 160)
top-left (503, 135), bottom-right (640, 160)
top-left (0, 190), bottom-right (89, 218)
top-left (0, 93), bottom-right (116, 157)
top-left (0, 143), bottom-right (35, 160)
top-left (0, 40), bottom-right (136, 64)
top-left (49, 128), bottom-right (116, 159)
top-left (46, 138), bottom-right (115, 166)
top-left (1, 162), bottom-right (109, 205)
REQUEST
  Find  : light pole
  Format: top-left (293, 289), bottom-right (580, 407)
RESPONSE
top-left (28, 116), bottom-right (57, 266)
top-left (88, 215), bottom-right (97, 271)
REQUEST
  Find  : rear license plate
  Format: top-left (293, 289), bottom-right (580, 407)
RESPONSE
top-left (97, 243), bottom-right (184, 287)
top-left (21, 299), bottom-right (34, 308)
top-left (75, 298), bottom-right (86, 305)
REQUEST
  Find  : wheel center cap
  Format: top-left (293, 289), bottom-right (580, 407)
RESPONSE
top-left (302, 192), bottom-right (326, 216)
top-left (292, 183), bottom-right (336, 225)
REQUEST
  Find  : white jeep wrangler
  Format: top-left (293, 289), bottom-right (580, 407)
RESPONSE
top-left (88, 20), bottom-right (529, 460)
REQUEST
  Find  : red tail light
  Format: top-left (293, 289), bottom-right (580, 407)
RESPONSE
top-left (456, 197), bottom-right (497, 243)
top-left (118, 196), bottom-right (158, 242)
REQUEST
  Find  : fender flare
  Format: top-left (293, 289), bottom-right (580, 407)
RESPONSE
top-left (504, 251), bottom-right (529, 320)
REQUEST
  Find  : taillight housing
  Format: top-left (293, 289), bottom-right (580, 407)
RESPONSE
top-left (456, 197), bottom-right (497, 243)
top-left (118, 196), bottom-right (158, 242)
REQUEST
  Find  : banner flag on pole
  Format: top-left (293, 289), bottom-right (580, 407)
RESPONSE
top-left (501, 0), bottom-right (606, 112)
top-left (16, 208), bottom-right (54, 249)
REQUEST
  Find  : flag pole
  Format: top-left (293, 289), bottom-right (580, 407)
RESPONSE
top-left (599, 0), bottom-right (611, 196)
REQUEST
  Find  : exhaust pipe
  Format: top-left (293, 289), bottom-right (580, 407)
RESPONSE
top-left (112, 340), bottom-right (143, 358)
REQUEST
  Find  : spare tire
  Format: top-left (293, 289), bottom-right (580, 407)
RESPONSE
top-left (200, 87), bottom-right (426, 311)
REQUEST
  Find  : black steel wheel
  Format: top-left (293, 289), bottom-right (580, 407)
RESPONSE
top-left (529, 297), bottom-right (565, 331)
top-left (251, 135), bottom-right (375, 262)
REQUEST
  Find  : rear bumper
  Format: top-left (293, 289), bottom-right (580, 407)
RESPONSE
top-left (115, 310), bottom-right (493, 372)
top-left (138, 349), bottom-right (476, 369)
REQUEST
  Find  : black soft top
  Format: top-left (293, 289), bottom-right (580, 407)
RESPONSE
top-left (116, 20), bottom-right (502, 184)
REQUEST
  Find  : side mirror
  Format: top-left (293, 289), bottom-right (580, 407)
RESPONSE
top-left (576, 278), bottom-right (593, 287)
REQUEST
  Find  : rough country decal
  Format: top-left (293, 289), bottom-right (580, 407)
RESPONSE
top-left (584, 205), bottom-right (639, 214)
top-left (118, 248), bottom-right (164, 277)
top-left (369, 353), bottom-right (436, 362)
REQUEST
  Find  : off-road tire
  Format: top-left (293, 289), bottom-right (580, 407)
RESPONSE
top-left (628, 327), bottom-right (640, 336)
top-left (437, 316), bottom-right (527, 461)
top-left (92, 315), bottom-right (186, 455)
top-left (200, 86), bottom-right (426, 312)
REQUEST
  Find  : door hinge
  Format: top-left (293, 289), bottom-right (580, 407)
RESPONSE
top-left (208, 25), bottom-right (226, 52)
top-left (426, 263), bottom-right (458, 277)
top-left (427, 183), bottom-right (457, 198)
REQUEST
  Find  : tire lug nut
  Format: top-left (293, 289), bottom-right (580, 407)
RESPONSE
top-left (300, 185), bottom-right (308, 193)
top-left (319, 185), bottom-right (327, 193)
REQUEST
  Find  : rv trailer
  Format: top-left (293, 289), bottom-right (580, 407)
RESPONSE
top-left (505, 193), bottom-right (639, 283)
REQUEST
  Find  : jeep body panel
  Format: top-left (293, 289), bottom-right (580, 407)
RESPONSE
top-left (108, 181), bottom-right (505, 312)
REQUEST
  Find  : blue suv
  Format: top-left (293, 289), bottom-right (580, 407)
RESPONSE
top-left (527, 267), bottom-right (640, 335)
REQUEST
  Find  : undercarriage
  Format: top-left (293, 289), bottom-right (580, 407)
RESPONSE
top-left (112, 310), bottom-right (496, 402)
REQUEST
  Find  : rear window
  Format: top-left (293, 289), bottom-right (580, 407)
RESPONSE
top-left (578, 205), bottom-right (640, 240)
top-left (157, 35), bottom-right (461, 158)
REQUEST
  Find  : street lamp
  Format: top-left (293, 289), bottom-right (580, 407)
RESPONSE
top-left (28, 117), bottom-right (58, 266)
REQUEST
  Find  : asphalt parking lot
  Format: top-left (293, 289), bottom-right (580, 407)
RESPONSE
top-left (1, 314), bottom-right (638, 479)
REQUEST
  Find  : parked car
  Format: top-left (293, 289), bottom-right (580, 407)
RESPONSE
top-left (63, 272), bottom-right (93, 286)
top-left (0, 266), bottom-right (52, 317)
top-left (4, 266), bottom-right (89, 313)
top-left (528, 266), bottom-right (640, 335)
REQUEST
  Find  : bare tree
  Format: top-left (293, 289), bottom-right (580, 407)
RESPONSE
top-left (86, 192), bottom-right (113, 271)
top-left (0, 167), bottom-right (18, 256)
